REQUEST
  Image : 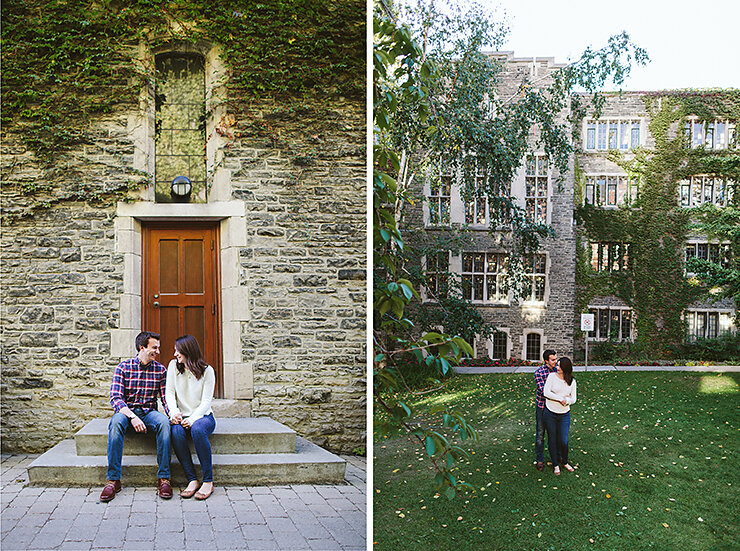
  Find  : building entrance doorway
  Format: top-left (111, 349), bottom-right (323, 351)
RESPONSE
top-left (142, 222), bottom-right (223, 397)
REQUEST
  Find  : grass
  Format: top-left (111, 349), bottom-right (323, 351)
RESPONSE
top-left (373, 372), bottom-right (740, 550)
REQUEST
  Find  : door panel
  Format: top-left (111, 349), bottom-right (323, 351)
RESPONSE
top-left (143, 223), bottom-right (222, 397)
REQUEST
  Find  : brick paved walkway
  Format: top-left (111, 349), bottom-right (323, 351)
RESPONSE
top-left (0, 454), bottom-right (366, 551)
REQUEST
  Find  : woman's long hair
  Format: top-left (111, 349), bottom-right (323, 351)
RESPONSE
top-left (174, 335), bottom-right (208, 380)
top-left (559, 356), bottom-right (574, 386)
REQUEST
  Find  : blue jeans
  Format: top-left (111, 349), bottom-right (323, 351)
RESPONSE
top-left (535, 406), bottom-right (546, 463)
top-left (543, 408), bottom-right (570, 467)
top-left (171, 414), bottom-right (216, 483)
top-left (107, 409), bottom-right (171, 480)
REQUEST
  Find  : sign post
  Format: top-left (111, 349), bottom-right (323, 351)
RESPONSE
top-left (580, 314), bottom-right (595, 371)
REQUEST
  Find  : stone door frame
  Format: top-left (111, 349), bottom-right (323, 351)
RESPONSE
top-left (111, 201), bottom-right (252, 401)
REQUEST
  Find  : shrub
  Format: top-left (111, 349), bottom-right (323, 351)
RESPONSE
top-left (460, 357), bottom-right (540, 368)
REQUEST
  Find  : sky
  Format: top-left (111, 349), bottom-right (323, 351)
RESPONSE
top-left (492, 0), bottom-right (740, 91)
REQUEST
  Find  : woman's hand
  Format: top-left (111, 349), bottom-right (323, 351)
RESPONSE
top-left (181, 418), bottom-right (191, 429)
top-left (170, 413), bottom-right (183, 425)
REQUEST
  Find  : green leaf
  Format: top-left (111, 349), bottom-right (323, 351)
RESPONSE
top-left (425, 435), bottom-right (436, 457)
top-left (445, 486), bottom-right (456, 500)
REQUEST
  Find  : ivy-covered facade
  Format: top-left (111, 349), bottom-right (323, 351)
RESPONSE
top-left (1, 1), bottom-right (366, 453)
top-left (411, 53), bottom-right (738, 362)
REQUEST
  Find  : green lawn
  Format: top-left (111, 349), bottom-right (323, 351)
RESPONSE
top-left (373, 372), bottom-right (739, 550)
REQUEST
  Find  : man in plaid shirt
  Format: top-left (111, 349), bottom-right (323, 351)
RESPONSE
top-left (100, 331), bottom-right (173, 502)
top-left (534, 349), bottom-right (558, 471)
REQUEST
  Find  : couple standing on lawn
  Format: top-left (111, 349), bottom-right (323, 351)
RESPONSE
top-left (534, 350), bottom-right (577, 475)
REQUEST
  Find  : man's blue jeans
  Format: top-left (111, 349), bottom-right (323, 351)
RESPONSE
top-left (107, 409), bottom-right (171, 480)
top-left (535, 406), bottom-right (546, 463)
top-left (171, 413), bottom-right (216, 483)
top-left (543, 408), bottom-right (571, 467)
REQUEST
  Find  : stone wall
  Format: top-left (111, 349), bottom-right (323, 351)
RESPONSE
top-left (1, 96), bottom-right (366, 454)
top-left (230, 99), bottom-right (366, 452)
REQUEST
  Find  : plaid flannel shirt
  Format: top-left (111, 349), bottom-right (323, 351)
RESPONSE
top-left (534, 363), bottom-right (555, 409)
top-left (110, 357), bottom-right (168, 416)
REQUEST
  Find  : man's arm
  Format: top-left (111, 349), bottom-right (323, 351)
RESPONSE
top-left (158, 365), bottom-right (170, 418)
top-left (534, 367), bottom-right (547, 396)
top-left (109, 363), bottom-right (146, 432)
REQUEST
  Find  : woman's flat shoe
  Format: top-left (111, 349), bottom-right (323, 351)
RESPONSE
top-left (563, 464), bottom-right (575, 472)
top-left (180, 483), bottom-right (200, 498)
top-left (553, 466), bottom-right (561, 475)
top-left (194, 485), bottom-right (214, 500)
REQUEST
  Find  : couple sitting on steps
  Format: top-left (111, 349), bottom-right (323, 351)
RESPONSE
top-left (100, 331), bottom-right (217, 502)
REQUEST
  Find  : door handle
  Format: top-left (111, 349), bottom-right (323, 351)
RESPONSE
top-left (153, 301), bottom-right (160, 308)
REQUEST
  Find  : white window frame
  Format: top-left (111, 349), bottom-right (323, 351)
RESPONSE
top-left (678, 175), bottom-right (733, 208)
top-left (587, 306), bottom-right (634, 342)
top-left (522, 329), bottom-right (544, 361)
top-left (525, 154), bottom-right (549, 225)
top-left (460, 251), bottom-right (510, 304)
top-left (422, 251), bottom-right (450, 302)
top-left (589, 242), bottom-right (630, 272)
top-left (425, 174), bottom-right (453, 226)
top-left (584, 119), bottom-right (642, 152)
top-left (684, 309), bottom-right (735, 340)
top-left (522, 253), bottom-right (548, 304)
top-left (584, 174), bottom-right (640, 207)
top-left (487, 328), bottom-right (511, 360)
top-left (684, 118), bottom-right (737, 150)
top-left (684, 241), bottom-right (732, 275)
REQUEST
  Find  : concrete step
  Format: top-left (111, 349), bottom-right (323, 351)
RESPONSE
top-left (75, 417), bottom-right (295, 455)
top-left (28, 437), bottom-right (346, 486)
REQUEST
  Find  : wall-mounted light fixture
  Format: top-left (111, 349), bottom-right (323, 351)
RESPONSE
top-left (171, 176), bottom-right (192, 201)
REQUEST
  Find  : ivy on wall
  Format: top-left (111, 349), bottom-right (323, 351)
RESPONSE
top-left (575, 90), bottom-right (740, 354)
top-left (1, 0), bottom-right (365, 214)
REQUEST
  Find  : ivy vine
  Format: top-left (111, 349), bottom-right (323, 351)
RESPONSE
top-left (575, 90), bottom-right (740, 354)
top-left (1, 0), bottom-right (365, 216)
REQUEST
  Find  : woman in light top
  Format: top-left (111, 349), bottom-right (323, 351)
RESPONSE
top-left (542, 356), bottom-right (577, 475)
top-left (166, 335), bottom-right (216, 499)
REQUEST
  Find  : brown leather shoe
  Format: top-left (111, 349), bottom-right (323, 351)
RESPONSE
top-left (536, 462), bottom-right (544, 471)
top-left (157, 478), bottom-right (173, 499)
top-left (100, 480), bottom-right (121, 502)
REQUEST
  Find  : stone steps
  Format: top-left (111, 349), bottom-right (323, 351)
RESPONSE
top-left (27, 417), bottom-right (346, 486)
top-left (74, 417), bottom-right (295, 455)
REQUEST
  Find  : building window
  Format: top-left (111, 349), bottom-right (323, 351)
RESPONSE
top-left (525, 155), bottom-right (548, 224)
top-left (587, 307), bottom-right (633, 341)
top-left (685, 242), bottom-right (731, 273)
top-left (463, 169), bottom-right (511, 228)
top-left (685, 310), bottom-right (734, 340)
top-left (679, 175), bottom-right (732, 208)
top-left (584, 175), bottom-right (639, 207)
top-left (427, 175), bottom-right (452, 226)
top-left (491, 332), bottom-right (508, 359)
top-left (523, 254), bottom-right (547, 302)
top-left (590, 242), bottom-right (630, 272)
top-left (461, 252), bottom-right (509, 303)
top-left (424, 252), bottom-right (449, 300)
top-left (155, 53), bottom-right (206, 203)
top-left (585, 119), bottom-right (640, 151)
top-left (525, 333), bottom-right (541, 361)
top-left (684, 119), bottom-right (737, 150)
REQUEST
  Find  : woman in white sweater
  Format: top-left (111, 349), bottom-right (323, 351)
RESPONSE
top-left (542, 356), bottom-right (577, 475)
top-left (166, 335), bottom-right (216, 499)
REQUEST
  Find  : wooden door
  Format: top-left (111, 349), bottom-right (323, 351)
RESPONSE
top-left (143, 223), bottom-right (222, 397)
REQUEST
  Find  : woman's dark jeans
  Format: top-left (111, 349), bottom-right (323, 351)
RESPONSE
top-left (171, 413), bottom-right (216, 482)
top-left (543, 408), bottom-right (570, 467)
